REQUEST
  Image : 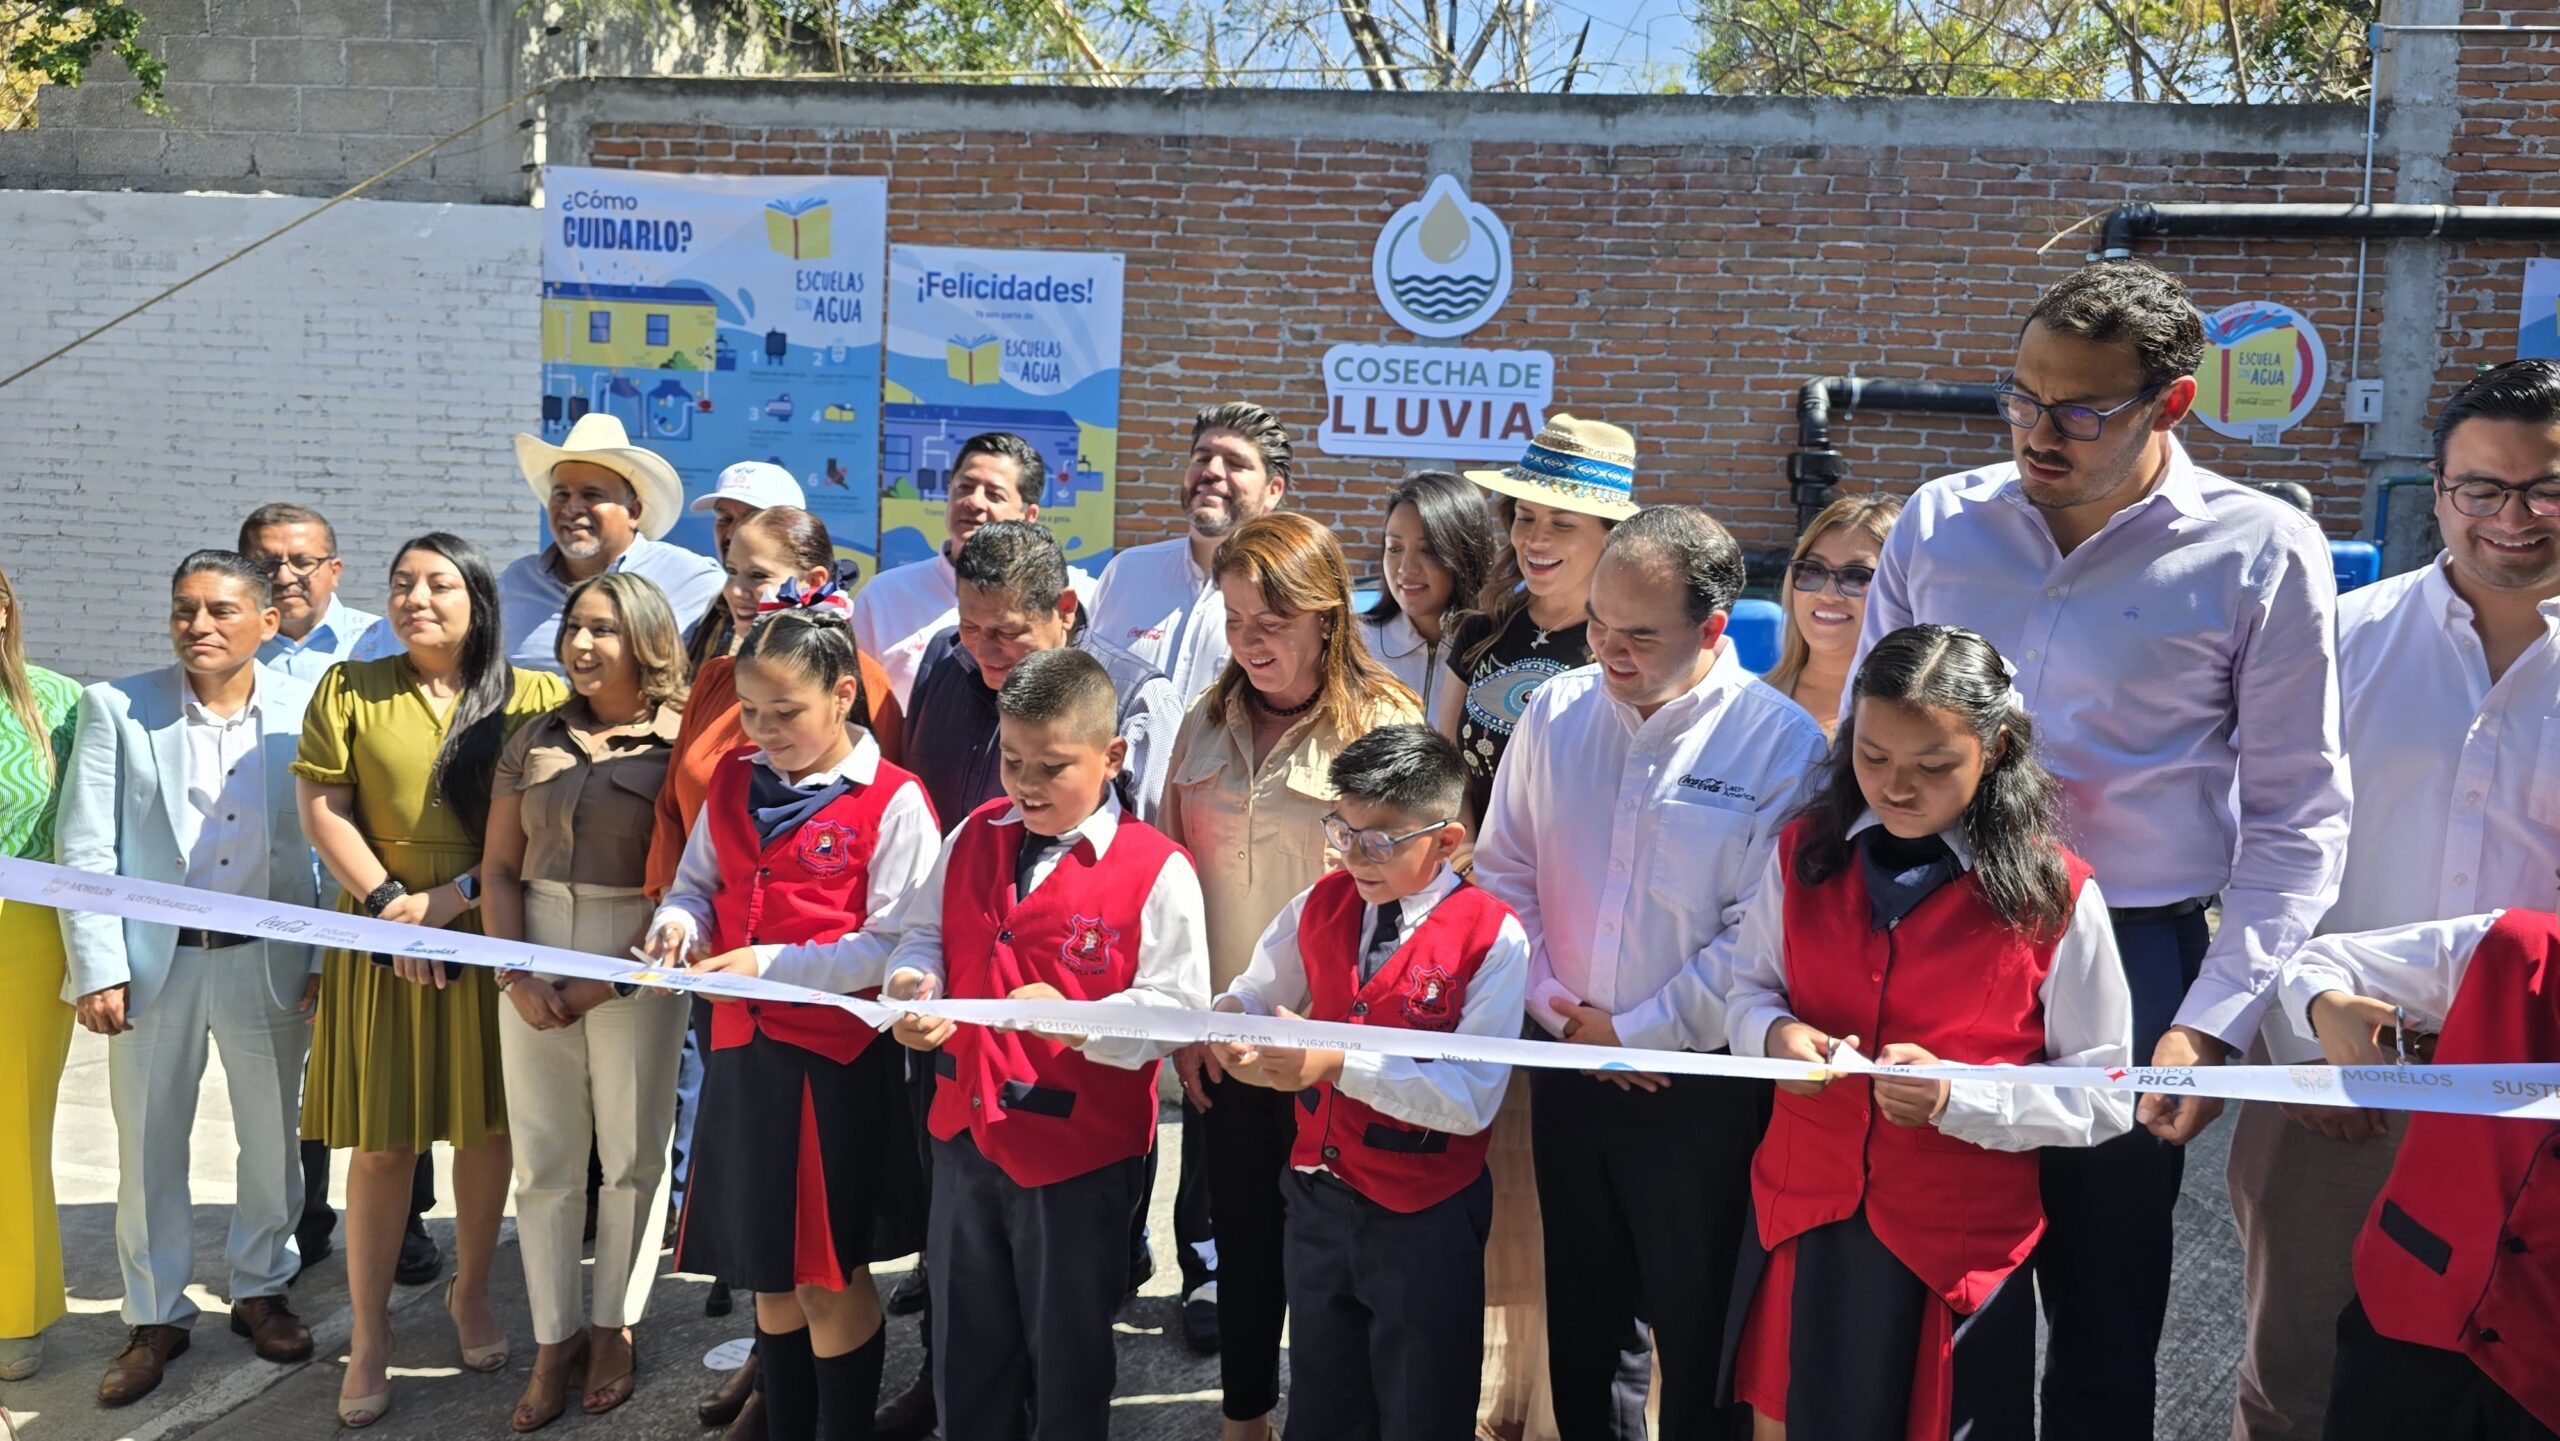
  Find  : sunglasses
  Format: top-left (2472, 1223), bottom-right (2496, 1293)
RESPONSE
top-left (1788, 560), bottom-right (1875, 599)
top-left (1322, 813), bottom-right (1454, 866)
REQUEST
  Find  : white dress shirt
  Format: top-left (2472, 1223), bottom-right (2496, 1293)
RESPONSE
top-left (760, 789), bottom-right (1208, 1069)
top-left (179, 684), bottom-right (269, 900)
top-left (1857, 435), bottom-right (2351, 1049)
top-left (1358, 610), bottom-right (1445, 715)
top-left (2278, 911), bottom-right (2501, 1048)
top-left (1724, 814), bottom-right (2135, 1151)
top-left (1472, 645), bottom-right (1830, 1055)
top-left (501, 537), bottom-right (726, 676)
top-left (1220, 864), bottom-right (1526, 1138)
top-left (650, 731), bottom-right (940, 956)
top-left (256, 597), bottom-right (397, 681)
top-left (854, 550), bottom-right (1100, 711)
top-left (1086, 536), bottom-right (1231, 706)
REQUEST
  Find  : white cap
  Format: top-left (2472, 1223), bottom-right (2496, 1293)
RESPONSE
top-left (690, 461), bottom-right (805, 514)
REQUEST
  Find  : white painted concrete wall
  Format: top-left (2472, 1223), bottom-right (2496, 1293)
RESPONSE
top-left (0, 189), bottom-right (539, 679)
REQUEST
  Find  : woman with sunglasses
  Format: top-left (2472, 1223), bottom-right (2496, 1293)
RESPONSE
top-left (1764, 495), bottom-right (1903, 736)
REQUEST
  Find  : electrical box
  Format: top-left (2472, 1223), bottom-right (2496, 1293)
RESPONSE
top-left (2346, 380), bottom-right (2385, 424)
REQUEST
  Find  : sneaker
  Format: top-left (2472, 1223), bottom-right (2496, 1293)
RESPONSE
top-left (1180, 1282), bottom-right (1219, 1355)
top-left (393, 1219), bottom-right (441, 1287)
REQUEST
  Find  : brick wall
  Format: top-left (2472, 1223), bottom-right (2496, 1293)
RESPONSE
top-left (556, 85), bottom-right (2443, 559)
top-left (0, 190), bottom-right (538, 677)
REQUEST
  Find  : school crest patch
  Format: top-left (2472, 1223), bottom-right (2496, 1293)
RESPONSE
top-left (796, 819), bottom-right (855, 876)
top-left (1059, 915), bottom-right (1120, 976)
top-left (1400, 963), bottom-right (1459, 1029)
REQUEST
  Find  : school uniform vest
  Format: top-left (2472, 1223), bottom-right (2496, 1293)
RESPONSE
top-left (703, 747), bottom-right (916, 1063)
top-left (1754, 817), bottom-right (2091, 1311)
top-left (927, 797), bottom-right (1184, 1189)
top-left (2352, 908), bottom-right (2560, 1433)
top-left (1288, 870), bottom-right (1510, 1214)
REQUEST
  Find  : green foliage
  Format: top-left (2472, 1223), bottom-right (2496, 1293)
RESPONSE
top-left (3, 0), bottom-right (167, 128)
top-left (1693, 0), bottom-right (2374, 103)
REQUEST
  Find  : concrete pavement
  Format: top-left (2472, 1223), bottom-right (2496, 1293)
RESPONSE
top-left (5, 1024), bottom-right (2247, 1439)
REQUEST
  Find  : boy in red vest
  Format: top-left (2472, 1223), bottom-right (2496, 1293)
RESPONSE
top-left (1208, 724), bottom-right (1527, 1441)
top-left (759, 646), bottom-right (1207, 1441)
top-left (2281, 908), bottom-right (2560, 1441)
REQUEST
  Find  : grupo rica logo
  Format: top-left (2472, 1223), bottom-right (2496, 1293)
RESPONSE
top-left (1372, 175), bottom-right (1512, 340)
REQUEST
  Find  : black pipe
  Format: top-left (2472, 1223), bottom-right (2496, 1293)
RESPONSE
top-left (1786, 377), bottom-right (2002, 531)
top-left (2094, 202), bottom-right (2560, 260)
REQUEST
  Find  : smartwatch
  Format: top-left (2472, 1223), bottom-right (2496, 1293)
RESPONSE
top-left (453, 872), bottom-right (481, 906)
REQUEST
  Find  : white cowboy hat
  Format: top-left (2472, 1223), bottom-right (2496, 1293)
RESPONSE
top-left (512, 414), bottom-right (688, 541)
top-left (1463, 413), bottom-right (1640, 521)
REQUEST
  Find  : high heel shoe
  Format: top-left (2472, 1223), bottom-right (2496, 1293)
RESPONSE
top-left (511, 1335), bottom-right (589, 1433)
top-left (339, 1333), bottom-right (394, 1430)
top-left (444, 1278), bottom-right (509, 1373)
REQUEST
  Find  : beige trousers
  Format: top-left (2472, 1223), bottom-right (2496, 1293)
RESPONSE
top-left (497, 881), bottom-right (688, 1345)
top-left (2225, 1098), bottom-right (2406, 1441)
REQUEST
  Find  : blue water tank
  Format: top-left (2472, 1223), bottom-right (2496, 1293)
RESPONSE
top-left (2331, 540), bottom-right (2381, 595)
top-left (1729, 597), bottom-right (1786, 674)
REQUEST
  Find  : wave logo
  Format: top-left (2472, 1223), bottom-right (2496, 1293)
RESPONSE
top-left (1372, 174), bottom-right (1512, 339)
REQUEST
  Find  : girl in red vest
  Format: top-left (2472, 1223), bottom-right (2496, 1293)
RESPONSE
top-left (1722, 623), bottom-right (2135, 1441)
top-left (647, 601), bottom-right (941, 1441)
top-left (2280, 908), bottom-right (2560, 1441)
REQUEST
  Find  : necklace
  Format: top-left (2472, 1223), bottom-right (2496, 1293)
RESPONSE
top-left (1251, 686), bottom-right (1320, 718)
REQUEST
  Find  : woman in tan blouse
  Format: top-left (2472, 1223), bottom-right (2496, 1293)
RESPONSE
top-left (482, 573), bottom-right (689, 1432)
top-left (1159, 511), bottom-right (1420, 1441)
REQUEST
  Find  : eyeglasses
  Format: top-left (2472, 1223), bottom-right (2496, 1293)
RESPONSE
top-left (1322, 813), bottom-right (1454, 866)
top-left (2436, 476), bottom-right (2560, 520)
top-left (1993, 381), bottom-right (2163, 443)
top-left (251, 554), bottom-right (337, 578)
top-left (1788, 560), bottom-right (1875, 599)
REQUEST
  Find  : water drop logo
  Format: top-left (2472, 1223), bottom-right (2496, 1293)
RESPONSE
top-left (1372, 175), bottom-right (1513, 339)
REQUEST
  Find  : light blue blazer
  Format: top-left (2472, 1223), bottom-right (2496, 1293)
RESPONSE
top-left (55, 663), bottom-right (321, 1018)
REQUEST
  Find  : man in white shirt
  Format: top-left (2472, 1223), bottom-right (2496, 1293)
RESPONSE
top-left (1085, 403), bottom-right (1292, 706)
top-left (856, 432), bottom-right (1092, 709)
top-left (239, 503), bottom-right (397, 680)
top-left (1854, 259), bottom-right (2352, 1440)
top-left (2228, 359), bottom-right (2560, 1441)
top-left (1474, 506), bottom-right (1829, 1441)
top-left (499, 414), bottom-right (725, 673)
top-left (54, 552), bottom-right (324, 1404)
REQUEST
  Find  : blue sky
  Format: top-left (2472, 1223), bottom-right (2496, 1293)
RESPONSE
top-left (1542, 0), bottom-right (1700, 90)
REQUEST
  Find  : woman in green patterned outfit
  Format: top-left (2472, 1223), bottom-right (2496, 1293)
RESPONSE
top-left (294, 535), bottom-right (564, 1427)
top-left (0, 564), bottom-right (84, 1381)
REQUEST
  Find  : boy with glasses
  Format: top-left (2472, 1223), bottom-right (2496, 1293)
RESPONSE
top-left (1210, 724), bottom-right (1527, 1441)
top-left (1854, 259), bottom-right (2351, 1441)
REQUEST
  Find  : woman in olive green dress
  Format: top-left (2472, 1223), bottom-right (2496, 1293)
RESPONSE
top-left (295, 534), bottom-right (566, 1428)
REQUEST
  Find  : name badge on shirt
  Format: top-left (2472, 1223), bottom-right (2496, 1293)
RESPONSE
top-left (1669, 773), bottom-right (1758, 812)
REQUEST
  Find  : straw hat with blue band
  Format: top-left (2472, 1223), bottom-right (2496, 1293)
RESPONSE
top-left (1462, 414), bottom-right (1640, 521)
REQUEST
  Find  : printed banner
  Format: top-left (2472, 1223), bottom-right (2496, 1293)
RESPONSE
top-left (881, 244), bottom-right (1126, 576)
top-left (2521, 259), bottom-right (2560, 360)
top-left (2193, 300), bottom-right (2328, 445)
top-left (12, 856), bottom-right (2560, 1123)
top-left (541, 165), bottom-right (889, 577)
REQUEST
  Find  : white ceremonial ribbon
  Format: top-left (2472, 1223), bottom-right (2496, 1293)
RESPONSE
top-left (12, 856), bottom-right (2560, 1122)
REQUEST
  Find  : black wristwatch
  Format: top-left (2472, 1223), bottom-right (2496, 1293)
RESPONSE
top-left (362, 879), bottom-right (408, 917)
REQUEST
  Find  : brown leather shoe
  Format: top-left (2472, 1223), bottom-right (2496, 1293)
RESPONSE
top-left (100, 1324), bottom-right (191, 1406)
top-left (230, 1295), bottom-right (314, 1363)
top-left (721, 1389), bottom-right (768, 1441)
top-left (698, 1349), bottom-right (759, 1426)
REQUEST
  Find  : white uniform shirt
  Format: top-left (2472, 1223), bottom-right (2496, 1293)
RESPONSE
top-left (650, 731), bottom-right (940, 957)
top-left (1358, 610), bottom-right (1445, 716)
top-left (179, 685), bottom-right (269, 900)
top-left (854, 550), bottom-right (1099, 711)
top-left (1220, 864), bottom-right (1527, 1138)
top-left (759, 789), bottom-right (1208, 1069)
top-left (2278, 911), bottom-right (2504, 1048)
top-left (1471, 646), bottom-right (1829, 1055)
top-left (1724, 813), bottom-right (2136, 1150)
top-left (1856, 434), bottom-right (2351, 1049)
top-left (1086, 536), bottom-right (1231, 706)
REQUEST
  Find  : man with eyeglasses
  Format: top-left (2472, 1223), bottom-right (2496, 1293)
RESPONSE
top-left (1853, 259), bottom-right (2351, 1441)
top-left (2223, 359), bottom-right (2560, 1441)
top-left (238, 504), bottom-right (398, 680)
